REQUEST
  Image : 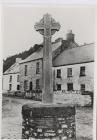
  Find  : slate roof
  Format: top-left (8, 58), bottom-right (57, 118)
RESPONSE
top-left (3, 62), bottom-right (20, 75)
top-left (53, 43), bottom-right (94, 67)
top-left (19, 39), bottom-right (62, 64)
top-left (19, 39), bottom-right (94, 66)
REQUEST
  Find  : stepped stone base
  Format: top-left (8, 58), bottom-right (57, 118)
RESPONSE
top-left (22, 103), bottom-right (76, 140)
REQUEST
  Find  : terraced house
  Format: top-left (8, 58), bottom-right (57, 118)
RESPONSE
top-left (19, 37), bottom-right (63, 94)
top-left (19, 30), bottom-right (94, 97)
top-left (53, 43), bottom-right (94, 93)
top-left (3, 58), bottom-right (22, 94)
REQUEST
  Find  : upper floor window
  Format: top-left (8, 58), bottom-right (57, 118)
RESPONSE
top-left (9, 75), bottom-right (12, 82)
top-left (25, 65), bottom-right (28, 76)
top-left (36, 79), bottom-right (40, 89)
top-left (36, 62), bottom-right (40, 74)
top-left (57, 69), bottom-right (61, 78)
top-left (67, 68), bottom-right (72, 77)
top-left (80, 66), bottom-right (85, 76)
top-left (17, 75), bottom-right (19, 82)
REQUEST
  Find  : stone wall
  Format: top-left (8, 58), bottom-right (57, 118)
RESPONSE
top-left (20, 59), bottom-right (43, 92)
top-left (22, 103), bottom-right (76, 139)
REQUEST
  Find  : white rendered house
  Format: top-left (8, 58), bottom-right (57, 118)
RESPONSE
top-left (3, 58), bottom-right (22, 94)
top-left (53, 43), bottom-right (94, 92)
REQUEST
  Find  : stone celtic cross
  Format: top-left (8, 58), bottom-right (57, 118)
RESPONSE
top-left (34, 14), bottom-right (60, 103)
top-left (22, 14), bottom-right (76, 140)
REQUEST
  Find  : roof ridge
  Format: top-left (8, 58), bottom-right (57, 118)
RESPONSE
top-left (4, 62), bottom-right (16, 73)
top-left (53, 42), bottom-right (94, 59)
top-left (3, 62), bottom-right (19, 74)
top-left (80, 42), bottom-right (94, 47)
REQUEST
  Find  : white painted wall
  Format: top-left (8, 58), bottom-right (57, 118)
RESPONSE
top-left (3, 74), bottom-right (9, 92)
top-left (2, 73), bottom-right (20, 93)
top-left (53, 62), bottom-right (94, 92)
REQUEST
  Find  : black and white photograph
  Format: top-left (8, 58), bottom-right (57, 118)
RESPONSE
top-left (1, 2), bottom-right (96, 140)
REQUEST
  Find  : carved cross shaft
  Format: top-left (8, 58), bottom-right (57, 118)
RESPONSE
top-left (34, 14), bottom-right (60, 103)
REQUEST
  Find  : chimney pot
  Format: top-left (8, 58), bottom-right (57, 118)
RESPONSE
top-left (66, 30), bottom-right (75, 42)
top-left (67, 29), bottom-right (72, 33)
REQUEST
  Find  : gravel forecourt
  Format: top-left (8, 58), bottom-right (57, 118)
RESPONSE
top-left (2, 96), bottom-right (93, 140)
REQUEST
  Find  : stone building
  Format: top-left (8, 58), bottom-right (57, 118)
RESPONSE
top-left (19, 38), bottom-right (63, 93)
top-left (3, 58), bottom-right (22, 94)
top-left (19, 30), bottom-right (94, 95)
top-left (53, 43), bottom-right (94, 92)
top-left (19, 31), bottom-right (78, 93)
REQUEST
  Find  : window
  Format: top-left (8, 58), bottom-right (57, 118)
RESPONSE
top-left (17, 85), bottom-right (20, 90)
top-left (17, 75), bottom-right (19, 82)
top-left (67, 83), bottom-right (73, 91)
top-left (80, 84), bottom-right (85, 91)
top-left (57, 84), bottom-right (61, 91)
top-left (9, 84), bottom-right (12, 91)
top-left (29, 81), bottom-right (33, 90)
top-left (36, 62), bottom-right (40, 74)
top-left (36, 79), bottom-right (40, 89)
top-left (9, 75), bottom-right (12, 82)
top-left (67, 68), bottom-right (72, 77)
top-left (80, 66), bottom-right (85, 76)
top-left (57, 69), bottom-right (61, 78)
top-left (25, 65), bottom-right (28, 76)
top-left (24, 80), bottom-right (28, 91)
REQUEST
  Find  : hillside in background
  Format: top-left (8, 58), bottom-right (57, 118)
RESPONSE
top-left (3, 37), bottom-right (81, 73)
top-left (3, 44), bottom-right (43, 72)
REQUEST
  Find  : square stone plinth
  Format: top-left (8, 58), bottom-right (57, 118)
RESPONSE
top-left (22, 103), bottom-right (76, 139)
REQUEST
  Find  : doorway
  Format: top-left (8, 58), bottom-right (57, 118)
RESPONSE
top-left (67, 83), bottom-right (73, 91)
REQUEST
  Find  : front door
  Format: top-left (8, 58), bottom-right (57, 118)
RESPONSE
top-left (67, 83), bottom-right (73, 91)
top-left (29, 81), bottom-right (32, 90)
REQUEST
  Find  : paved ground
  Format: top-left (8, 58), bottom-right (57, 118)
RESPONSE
top-left (2, 96), bottom-right (93, 139)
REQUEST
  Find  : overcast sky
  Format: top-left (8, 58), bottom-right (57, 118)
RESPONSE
top-left (2, 5), bottom-right (95, 59)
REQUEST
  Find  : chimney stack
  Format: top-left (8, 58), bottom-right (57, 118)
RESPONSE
top-left (16, 58), bottom-right (22, 63)
top-left (66, 30), bottom-right (75, 42)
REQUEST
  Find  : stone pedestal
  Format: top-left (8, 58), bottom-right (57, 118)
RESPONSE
top-left (22, 103), bottom-right (76, 140)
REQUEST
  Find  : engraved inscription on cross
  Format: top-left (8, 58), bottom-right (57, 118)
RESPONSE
top-left (34, 14), bottom-right (60, 103)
